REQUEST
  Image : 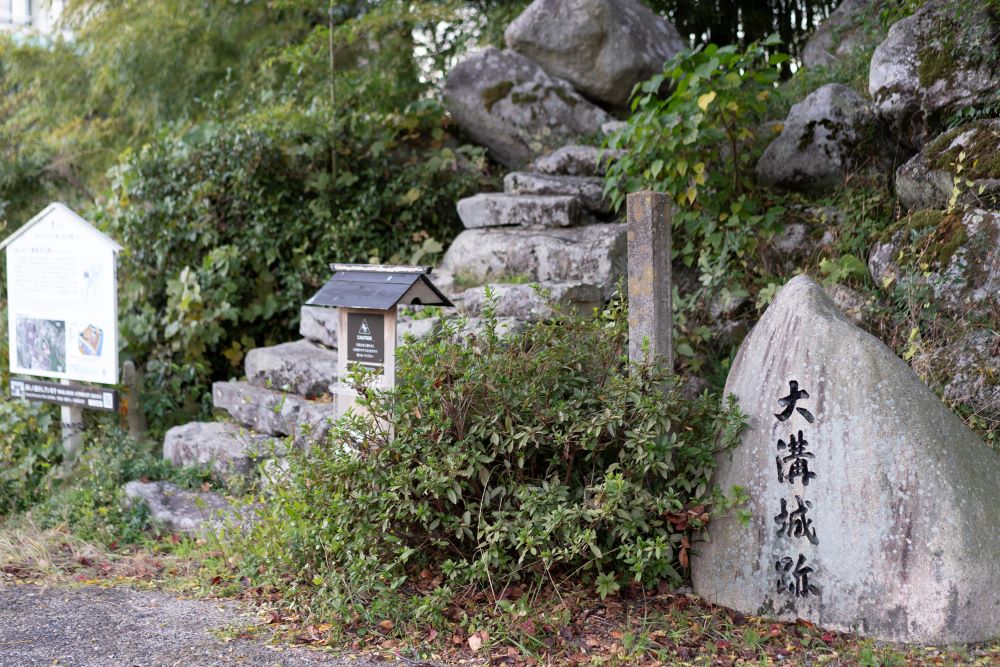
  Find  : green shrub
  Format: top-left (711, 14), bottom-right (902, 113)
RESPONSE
top-left (239, 296), bottom-right (746, 620)
top-left (604, 37), bottom-right (787, 292)
top-left (35, 425), bottom-right (211, 545)
top-left (100, 106), bottom-right (486, 432)
top-left (0, 399), bottom-right (62, 517)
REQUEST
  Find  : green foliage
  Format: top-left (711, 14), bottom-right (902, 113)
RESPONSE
top-left (604, 38), bottom-right (787, 291)
top-left (34, 425), bottom-right (211, 545)
top-left (0, 399), bottom-right (62, 516)
top-left (101, 107), bottom-right (485, 431)
top-left (818, 255), bottom-right (868, 286)
top-left (239, 297), bottom-right (746, 620)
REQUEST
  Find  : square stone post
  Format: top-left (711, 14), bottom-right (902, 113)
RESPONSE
top-left (626, 191), bottom-right (672, 367)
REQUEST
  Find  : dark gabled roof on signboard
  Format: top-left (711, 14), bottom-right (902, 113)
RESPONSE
top-left (0, 202), bottom-right (123, 251)
top-left (306, 264), bottom-right (453, 310)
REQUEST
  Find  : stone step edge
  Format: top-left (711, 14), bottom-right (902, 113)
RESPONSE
top-left (455, 192), bottom-right (590, 230)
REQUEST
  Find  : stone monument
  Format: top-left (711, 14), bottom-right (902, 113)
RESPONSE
top-left (692, 275), bottom-right (1000, 644)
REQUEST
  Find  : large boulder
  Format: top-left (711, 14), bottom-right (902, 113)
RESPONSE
top-left (443, 47), bottom-right (611, 168)
top-left (504, 0), bottom-right (685, 108)
top-left (692, 275), bottom-right (1000, 644)
top-left (895, 119), bottom-right (1000, 211)
top-left (869, 208), bottom-right (999, 318)
top-left (869, 0), bottom-right (1000, 148)
top-left (801, 0), bottom-right (881, 69)
top-left (756, 84), bottom-right (880, 192)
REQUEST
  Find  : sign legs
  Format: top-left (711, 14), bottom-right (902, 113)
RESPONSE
top-left (60, 379), bottom-right (84, 467)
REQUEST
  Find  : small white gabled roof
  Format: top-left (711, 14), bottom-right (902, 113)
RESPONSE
top-left (0, 202), bottom-right (123, 252)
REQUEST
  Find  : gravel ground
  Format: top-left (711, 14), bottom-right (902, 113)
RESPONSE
top-left (0, 583), bottom-right (395, 667)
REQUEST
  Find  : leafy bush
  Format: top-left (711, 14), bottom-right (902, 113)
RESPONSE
top-left (239, 297), bottom-right (745, 620)
top-left (100, 106), bottom-right (486, 432)
top-left (0, 399), bottom-right (62, 517)
top-left (604, 38), bottom-right (787, 291)
top-left (34, 425), bottom-right (210, 545)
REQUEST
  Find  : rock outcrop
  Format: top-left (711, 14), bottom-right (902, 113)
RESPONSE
top-left (443, 47), bottom-right (610, 168)
top-left (692, 275), bottom-right (1000, 644)
top-left (504, 0), bottom-right (685, 108)
top-left (869, 209), bottom-right (999, 318)
top-left (895, 119), bottom-right (1000, 211)
top-left (801, 0), bottom-right (880, 69)
top-left (756, 84), bottom-right (880, 192)
top-left (931, 329), bottom-right (1000, 422)
top-left (869, 0), bottom-right (1000, 147)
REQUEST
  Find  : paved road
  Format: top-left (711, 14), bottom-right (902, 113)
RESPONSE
top-left (0, 583), bottom-right (391, 667)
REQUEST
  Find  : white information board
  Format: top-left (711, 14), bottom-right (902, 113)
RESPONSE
top-left (3, 203), bottom-right (121, 385)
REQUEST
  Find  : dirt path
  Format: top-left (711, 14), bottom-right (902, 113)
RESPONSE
top-left (0, 583), bottom-right (398, 667)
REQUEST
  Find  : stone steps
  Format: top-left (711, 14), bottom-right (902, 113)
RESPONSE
top-left (438, 222), bottom-right (626, 300)
top-left (211, 380), bottom-right (341, 442)
top-left (163, 421), bottom-right (279, 483)
top-left (244, 339), bottom-right (338, 398)
top-left (532, 144), bottom-right (625, 177)
top-left (503, 172), bottom-right (610, 214)
top-left (459, 281), bottom-right (603, 320)
top-left (456, 193), bottom-right (583, 229)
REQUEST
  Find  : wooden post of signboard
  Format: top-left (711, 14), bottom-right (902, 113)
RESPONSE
top-left (60, 379), bottom-right (84, 464)
top-left (122, 360), bottom-right (148, 439)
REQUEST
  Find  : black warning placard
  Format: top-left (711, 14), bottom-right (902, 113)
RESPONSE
top-left (346, 312), bottom-right (384, 367)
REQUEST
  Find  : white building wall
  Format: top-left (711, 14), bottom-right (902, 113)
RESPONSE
top-left (0, 0), bottom-right (66, 36)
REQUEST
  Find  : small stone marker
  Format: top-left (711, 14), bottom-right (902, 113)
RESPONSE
top-left (306, 264), bottom-right (452, 414)
top-left (626, 191), bottom-right (672, 366)
top-left (692, 275), bottom-right (1000, 644)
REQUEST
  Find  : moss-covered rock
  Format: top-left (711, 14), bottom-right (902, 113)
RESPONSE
top-left (869, 208), bottom-right (998, 319)
top-left (756, 83), bottom-right (888, 192)
top-left (444, 47), bottom-right (610, 168)
top-left (802, 0), bottom-right (886, 70)
top-left (869, 0), bottom-right (1000, 148)
top-left (896, 119), bottom-right (1000, 211)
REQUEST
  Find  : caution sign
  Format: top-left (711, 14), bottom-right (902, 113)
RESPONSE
top-left (346, 312), bottom-right (384, 368)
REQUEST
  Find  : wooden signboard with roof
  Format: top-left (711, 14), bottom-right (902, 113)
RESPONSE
top-left (306, 264), bottom-right (452, 413)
